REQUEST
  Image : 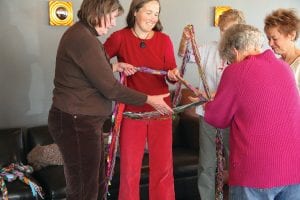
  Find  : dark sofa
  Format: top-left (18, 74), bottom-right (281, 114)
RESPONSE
top-left (0, 128), bottom-right (43, 200)
top-left (0, 89), bottom-right (201, 200)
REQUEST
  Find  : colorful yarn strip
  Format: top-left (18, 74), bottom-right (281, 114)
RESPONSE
top-left (105, 67), bottom-right (168, 198)
top-left (186, 24), bottom-right (225, 200)
top-left (104, 65), bottom-right (204, 198)
top-left (0, 163), bottom-right (44, 199)
top-left (187, 25), bottom-right (212, 99)
top-left (172, 45), bottom-right (191, 107)
top-left (175, 74), bottom-right (201, 97)
top-left (105, 73), bottom-right (126, 199)
top-left (123, 98), bottom-right (207, 119)
top-left (136, 66), bottom-right (168, 75)
top-left (0, 176), bottom-right (8, 200)
top-left (215, 131), bottom-right (225, 200)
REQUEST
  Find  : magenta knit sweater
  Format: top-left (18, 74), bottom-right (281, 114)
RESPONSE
top-left (204, 50), bottom-right (300, 188)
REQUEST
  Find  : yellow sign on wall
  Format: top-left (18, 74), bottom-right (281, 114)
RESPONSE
top-left (49, 1), bottom-right (73, 26)
top-left (214, 6), bottom-right (231, 27)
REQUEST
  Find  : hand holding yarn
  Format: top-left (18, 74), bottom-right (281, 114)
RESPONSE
top-left (113, 62), bottom-right (137, 76)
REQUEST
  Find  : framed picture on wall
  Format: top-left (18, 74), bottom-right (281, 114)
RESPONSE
top-left (214, 6), bottom-right (231, 26)
top-left (49, 1), bottom-right (73, 26)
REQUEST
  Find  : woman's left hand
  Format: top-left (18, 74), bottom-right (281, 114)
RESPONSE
top-left (167, 68), bottom-right (180, 81)
top-left (113, 62), bottom-right (137, 76)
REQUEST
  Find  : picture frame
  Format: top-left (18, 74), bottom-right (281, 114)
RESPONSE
top-left (49, 1), bottom-right (73, 26)
top-left (214, 6), bottom-right (231, 26)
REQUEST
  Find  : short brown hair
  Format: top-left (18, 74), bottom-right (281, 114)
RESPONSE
top-left (126, 0), bottom-right (163, 32)
top-left (77, 0), bottom-right (124, 28)
top-left (264, 8), bottom-right (300, 41)
top-left (218, 9), bottom-right (245, 30)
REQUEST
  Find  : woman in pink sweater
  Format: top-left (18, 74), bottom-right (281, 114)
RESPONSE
top-left (204, 24), bottom-right (300, 199)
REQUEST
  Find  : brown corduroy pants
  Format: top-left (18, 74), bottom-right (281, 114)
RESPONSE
top-left (48, 106), bottom-right (106, 200)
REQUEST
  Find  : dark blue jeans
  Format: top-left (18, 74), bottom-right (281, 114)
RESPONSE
top-left (48, 106), bottom-right (106, 200)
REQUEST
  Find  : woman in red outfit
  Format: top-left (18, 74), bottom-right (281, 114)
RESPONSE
top-left (104, 0), bottom-right (178, 199)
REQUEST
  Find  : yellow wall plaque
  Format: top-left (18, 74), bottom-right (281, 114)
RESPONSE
top-left (49, 1), bottom-right (73, 26)
top-left (214, 6), bottom-right (231, 27)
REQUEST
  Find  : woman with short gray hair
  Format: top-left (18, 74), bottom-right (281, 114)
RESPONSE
top-left (219, 24), bottom-right (264, 64)
top-left (204, 24), bottom-right (300, 200)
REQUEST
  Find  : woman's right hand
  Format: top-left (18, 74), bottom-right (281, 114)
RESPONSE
top-left (112, 62), bottom-right (137, 76)
top-left (146, 93), bottom-right (173, 115)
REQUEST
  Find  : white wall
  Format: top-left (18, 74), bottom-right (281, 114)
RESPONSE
top-left (0, 0), bottom-right (299, 128)
top-left (159, 0), bottom-right (300, 87)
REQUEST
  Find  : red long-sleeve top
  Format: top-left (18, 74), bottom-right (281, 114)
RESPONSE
top-left (104, 28), bottom-right (176, 112)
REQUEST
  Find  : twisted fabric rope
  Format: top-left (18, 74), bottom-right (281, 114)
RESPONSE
top-left (104, 73), bottom-right (126, 199)
top-left (0, 176), bottom-right (8, 200)
top-left (0, 163), bottom-right (44, 199)
top-left (123, 98), bottom-right (207, 119)
top-left (125, 66), bottom-right (207, 119)
top-left (136, 66), bottom-right (168, 75)
top-left (172, 44), bottom-right (191, 107)
top-left (105, 67), bottom-right (170, 198)
top-left (175, 74), bottom-right (201, 97)
top-left (104, 66), bottom-right (206, 199)
top-left (186, 24), bottom-right (225, 200)
top-left (105, 67), bottom-right (166, 198)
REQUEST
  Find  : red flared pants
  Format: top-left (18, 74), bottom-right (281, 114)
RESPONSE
top-left (118, 117), bottom-right (175, 200)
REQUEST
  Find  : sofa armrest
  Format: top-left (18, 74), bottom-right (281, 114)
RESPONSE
top-left (0, 128), bottom-right (25, 166)
top-left (26, 125), bottom-right (53, 153)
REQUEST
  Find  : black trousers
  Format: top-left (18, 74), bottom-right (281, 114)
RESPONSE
top-left (48, 106), bottom-right (106, 200)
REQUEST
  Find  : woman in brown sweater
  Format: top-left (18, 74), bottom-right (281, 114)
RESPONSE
top-left (48, 0), bottom-right (172, 199)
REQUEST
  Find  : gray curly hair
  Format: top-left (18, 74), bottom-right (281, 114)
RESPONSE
top-left (219, 24), bottom-right (264, 63)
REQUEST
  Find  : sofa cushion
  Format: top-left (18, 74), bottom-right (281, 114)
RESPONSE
top-left (4, 176), bottom-right (42, 200)
top-left (33, 165), bottom-right (66, 199)
top-left (0, 128), bottom-right (25, 166)
top-left (27, 143), bottom-right (63, 170)
top-left (172, 148), bottom-right (198, 178)
top-left (26, 126), bottom-right (66, 199)
top-left (26, 126), bottom-right (53, 152)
